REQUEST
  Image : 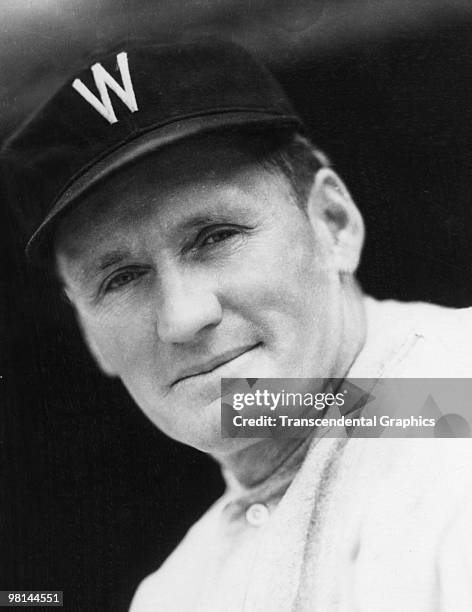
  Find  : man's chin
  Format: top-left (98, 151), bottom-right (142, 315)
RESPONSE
top-left (162, 397), bottom-right (255, 455)
top-left (189, 433), bottom-right (257, 455)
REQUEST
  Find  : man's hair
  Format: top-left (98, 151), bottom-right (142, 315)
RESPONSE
top-left (236, 127), bottom-right (331, 210)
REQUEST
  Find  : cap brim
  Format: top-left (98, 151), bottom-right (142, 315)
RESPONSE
top-left (26, 110), bottom-right (301, 262)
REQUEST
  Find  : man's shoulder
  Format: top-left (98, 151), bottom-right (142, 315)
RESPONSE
top-left (391, 299), bottom-right (472, 376)
top-left (354, 297), bottom-right (472, 377)
top-left (365, 296), bottom-right (472, 339)
top-left (129, 494), bottom-right (227, 611)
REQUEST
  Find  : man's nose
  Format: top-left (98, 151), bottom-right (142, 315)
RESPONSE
top-left (155, 271), bottom-right (223, 344)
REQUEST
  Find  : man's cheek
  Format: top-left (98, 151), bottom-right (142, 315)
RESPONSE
top-left (83, 321), bottom-right (142, 377)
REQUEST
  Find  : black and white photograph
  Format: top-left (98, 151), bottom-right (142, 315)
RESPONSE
top-left (2, 1), bottom-right (472, 610)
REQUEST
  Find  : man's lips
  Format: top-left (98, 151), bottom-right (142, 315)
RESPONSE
top-left (171, 344), bottom-right (260, 387)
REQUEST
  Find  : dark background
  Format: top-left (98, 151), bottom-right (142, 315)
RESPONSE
top-left (2, 1), bottom-right (472, 610)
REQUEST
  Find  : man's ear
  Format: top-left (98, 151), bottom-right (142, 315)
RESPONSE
top-left (306, 168), bottom-right (365, 275)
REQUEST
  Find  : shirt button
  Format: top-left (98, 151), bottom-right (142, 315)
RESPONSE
top-left (245, 503), bottom-right (270, 526)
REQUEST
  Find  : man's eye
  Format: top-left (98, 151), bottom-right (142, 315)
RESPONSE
top-left (104, 269), bottom-right (143, 293)
top-left (198, 227), bottom-right (239, 248)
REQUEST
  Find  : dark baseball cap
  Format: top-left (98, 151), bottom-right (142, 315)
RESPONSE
top-left (1, 37), bottom-right (304, 263)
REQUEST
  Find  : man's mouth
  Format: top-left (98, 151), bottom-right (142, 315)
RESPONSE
top-left (171, 343), bottom-right (260, 387)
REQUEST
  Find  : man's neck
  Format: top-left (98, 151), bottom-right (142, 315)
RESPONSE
top-left (216, 434), bottom-right (314, 489)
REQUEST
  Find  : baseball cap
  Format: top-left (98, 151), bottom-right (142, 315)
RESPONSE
top-left (1, 37), bottom-right (304, 263)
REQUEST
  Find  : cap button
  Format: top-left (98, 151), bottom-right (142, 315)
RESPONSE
top-left (245, 502), bottom-right (270, 526)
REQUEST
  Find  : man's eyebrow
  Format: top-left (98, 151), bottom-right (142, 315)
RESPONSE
top-left (177, 210), bottom-right (249, 233)
top-left (76, 249), bottom-right (131, 282)
top-left (94, 249), bottom-right (131, 272)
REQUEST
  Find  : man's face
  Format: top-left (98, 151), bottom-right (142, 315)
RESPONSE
top-left (55, 133), bottom-right (347, 452)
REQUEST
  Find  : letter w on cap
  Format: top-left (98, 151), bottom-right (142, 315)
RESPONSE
top-left (72, 52), bottom-right (138, 124)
